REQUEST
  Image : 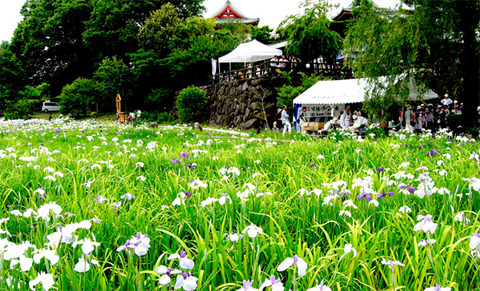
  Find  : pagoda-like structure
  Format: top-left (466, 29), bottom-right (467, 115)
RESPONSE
top-left (211, 1), bottom-right (259, 26)
top-left (330, 4), bottom-right (355, 38)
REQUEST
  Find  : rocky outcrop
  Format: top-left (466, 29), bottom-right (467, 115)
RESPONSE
top-left (199, 77), bottom-right (285, 130)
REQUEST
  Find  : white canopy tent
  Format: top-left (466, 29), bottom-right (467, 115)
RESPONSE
top-left (218, 40), bottom-right (282, 66)
top-left (292, 77), bottom-right (438, 124)
top-left (293, 77), bottom-right (438, 106)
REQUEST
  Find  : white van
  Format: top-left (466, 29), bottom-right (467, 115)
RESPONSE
top-left (42, 101), bottom-right (61, 112)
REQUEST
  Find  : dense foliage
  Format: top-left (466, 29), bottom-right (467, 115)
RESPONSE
top-left (280, 2), bottom-right (342, 64)
top-left (276, 72), bottom-right (324, 116)
top-left (58, 78), bottom-right (97, 117)
top-left (344, 0), bottom-right (480, 126)
top-left (2, 0), bottom-right (241, 119)
top-left (0, 42), bottom-right (26, 111)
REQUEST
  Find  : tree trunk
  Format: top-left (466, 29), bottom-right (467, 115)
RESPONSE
top-left (456, 1), bottom-right (480, 128)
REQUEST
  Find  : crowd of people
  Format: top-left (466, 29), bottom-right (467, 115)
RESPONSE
top-left (271, 93), bottom-right (466, 136)
top-left (270, 55), bottom-right (301, 75)
top-left (216, 55), bottom-right (302, 83)
top-left (399, 94), bottom-right (463, 133)
top-left (126, 109), bottom-right (142, 124)
top-left (272, 105), bottom-right (369, 135)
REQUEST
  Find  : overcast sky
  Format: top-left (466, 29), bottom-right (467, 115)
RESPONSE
top-left (1, 0), bottom-right (400, 43)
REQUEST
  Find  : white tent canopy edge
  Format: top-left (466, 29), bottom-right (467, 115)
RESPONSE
top-left (293, 77), bottom-right (438, 105)
top-left (218, 39), bottom-right (282, 64)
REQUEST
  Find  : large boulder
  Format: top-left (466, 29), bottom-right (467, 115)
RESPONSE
top-left (192, 77), bottom-right (286, 129)
top-left (244, 119), bottom-right (258, 129)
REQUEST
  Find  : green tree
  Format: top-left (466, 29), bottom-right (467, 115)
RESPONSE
top-left (138, 3), bottom-right (182, 57)
top-left (280, 2), bottom-right (342, 63)
top-left (0, 42), bottom-right (26, 111)
top-left (93, 57), bottom-right (133, 112)
top-left (344, 0), bottom-right (480, 127)
top-left (136, 13), bottom-right (240, 91)
top-left (10, 0), bottom-right (93, 95)
top-left (3, 98), bottom-right (36, 120)
top-left (276, 73), bottom-right (323, 116)
top-left (166, 28), bottom-right (240, 85)
top-left (144, 88), bottom-right (173, 112)
top-left (84, 0), bottom-right (204, 63)
top-left (216, 22), bottom-right (251, 43)
top-left (250, 26), bottom-right (274, 44)
top-left (176, 86), bottom-right (207, 123)
top-left (58, 77), bottom-right (97, 117)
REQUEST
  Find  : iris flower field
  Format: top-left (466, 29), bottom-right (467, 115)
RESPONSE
top-left (0, 118), bottom-right (479, 291)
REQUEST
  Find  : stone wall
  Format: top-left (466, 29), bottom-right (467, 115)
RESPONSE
top-left (200, 77), bottom-right (286, 130)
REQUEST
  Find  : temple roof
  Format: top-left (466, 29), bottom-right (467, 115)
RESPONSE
top-left (211, 1), bottom-right (259, 25)
top-left (332, 1), bottom-right (382, 21)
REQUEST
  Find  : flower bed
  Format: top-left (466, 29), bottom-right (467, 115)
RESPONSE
top-left (0, 119), bottom-right (478, 290)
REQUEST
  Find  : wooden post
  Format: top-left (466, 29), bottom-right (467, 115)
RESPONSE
top-left (116, 94), bottom-right (122, 124)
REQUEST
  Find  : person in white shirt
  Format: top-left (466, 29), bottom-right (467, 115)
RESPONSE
top-left (281, 105), bottom-right (292, 136)
top-left (441, 94), bottom-right (453, 108)
top-left (297, 107), bottom-right (307, 133)
top-left (339, 107), bottom-right (351, 129)
top-left (404, 105), bottom-right (415, 133)
top-left (350, 115), bottom-right (368, 130)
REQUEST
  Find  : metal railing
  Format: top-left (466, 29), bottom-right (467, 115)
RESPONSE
top-left (210, 59), bottom-right (353, 84)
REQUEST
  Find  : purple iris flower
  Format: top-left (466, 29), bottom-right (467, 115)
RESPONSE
top-left (171, 158), bottom-right (181, 164)
top-left (185, 163), bottom-right (195, 169)
top-left (179, 152), bottom-right (190, 159)
top-left (377, 189), bottom-right (394, 200)
top-left (241, 280), bottom-right (254, 290)
top-left (309, 163), bottom-right (318, 168)
top-left (120, 193), bottom-right (136, 200)
top-left (404, 143), bottom-right (408, 147)
top-left (419, 145), bottom-right (424, 150)
top-left (270, 275), bottom-right (280, 285)
top-left (338, 189), bottom-right (352, 196)
top-left (184, 191), bottom-right (191, 198)
top-left (399, 184), bottom-right (416, 193)
top-left (426, 149), bottom-right (439, 156)
top-left (356, 190), bottom-right (372, 201)
top-left (178, 251), bottom-right (187, 258)
top-left (376, 167), bottom-right (384, 172)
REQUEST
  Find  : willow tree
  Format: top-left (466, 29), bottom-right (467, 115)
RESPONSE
top-left (279, 2), bottom-right (342, 64)
top-left (344, 0), bottom-right (480, 127)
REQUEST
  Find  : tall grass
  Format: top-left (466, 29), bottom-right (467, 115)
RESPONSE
top-left (0, 119), bottom-right (479, 290)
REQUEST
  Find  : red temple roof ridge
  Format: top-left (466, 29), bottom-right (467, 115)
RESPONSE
top-left (211, 1), bottom-right (260, 25)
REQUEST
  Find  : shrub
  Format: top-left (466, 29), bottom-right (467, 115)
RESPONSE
top-left (3, 98), bottom-right (35, 120)
top-left (276, 73), bottom-right (323, 116)
top-left (145, 88), bottom-right (172, 111)
top-left (58, 78), bottom-right (98, 118)
top-left (176, 86), bottom-right (207, 123)
top-left (157, 112), bottom-right (171, 123)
